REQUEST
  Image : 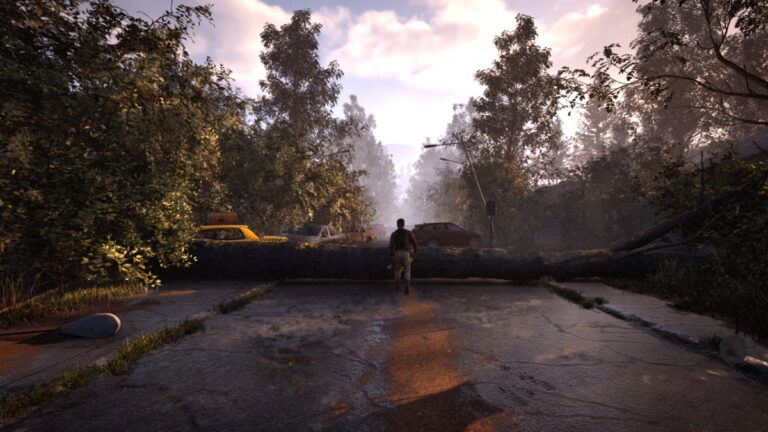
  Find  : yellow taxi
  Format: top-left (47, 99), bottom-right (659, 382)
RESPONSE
top-left (196, 225), bottom-right (288, 244)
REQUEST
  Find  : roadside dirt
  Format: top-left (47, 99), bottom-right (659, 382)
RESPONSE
top-left (383, 293), bottom-right (507, 431)
top-left (0, 297), bottom-right (161, 373)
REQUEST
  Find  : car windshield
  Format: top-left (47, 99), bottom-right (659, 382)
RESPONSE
top-left (290, 225), bottom-right (322, 236)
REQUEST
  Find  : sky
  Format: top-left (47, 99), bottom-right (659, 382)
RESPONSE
top-left (114, 0), bottom-right (642, 184)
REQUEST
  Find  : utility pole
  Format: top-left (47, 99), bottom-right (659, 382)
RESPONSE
top-left (425, 133), bottom-right (495, 248)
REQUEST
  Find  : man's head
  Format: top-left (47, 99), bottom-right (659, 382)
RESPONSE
top-left (397, 218), bottom-right (405, 228)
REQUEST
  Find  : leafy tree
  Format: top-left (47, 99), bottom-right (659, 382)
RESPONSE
top-left (0, 0), bottom-right (233, 287)
top-left (343, 95), bottom-right (398, 225)
top-left (473, 14), bottom-right (561, 167)
top-left (226, 10), bottom-right (370, 232)
top-left (560, 0), bottom-right (767, 128)
top-left (467, 14), bottom-right (563, 245)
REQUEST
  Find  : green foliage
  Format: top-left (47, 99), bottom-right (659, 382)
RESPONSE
top-left (0, 365), bottom-right (101, 420)
top-left (560, 0), bottom-right (767, 127)
top-left (0, 283), bottom-right (147, 327)
top-left (222, 10), bottom-right (371, 233)
top-left (344, 95), bottom-right (398, 225)
top-left (105, 318), bottom-right (205, 375)
top-left (405, 15), bottom-right (566, 245)
top-left (214, 285), bottom-right (273, 314)
top-left (0, 0), bottom-right (232, 287)
top-left (548, 283), bottom-right (603, 309)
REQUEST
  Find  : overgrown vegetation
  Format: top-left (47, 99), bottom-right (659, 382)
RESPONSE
top-left (0, 283), bottom-right (148, 328)
top-left (104, 318), bottom-right (205, 375)
top-left (701, 333), bottom-right (723, 352)
top-left (608, 248), bottom-right (768, 341)
top-left (0, 282), bottom-right (273, 421)
top-left (214, 286), bottom-right (273, 314)
top-left (0, 365), bottom-right (101, 420)
top-left (402, 1), bottom-right (767, 337)
top-left (0, 318), bottom-right (203, 421)
top-left (548, 283), bottom-right (607, 310)
top-left (1, 2), bottom-right (380, 297)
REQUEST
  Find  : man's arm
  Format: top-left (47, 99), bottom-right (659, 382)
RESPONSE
top-left (389, 233), bottom-right (396, 256)
top-left (408, 231), bottom-right (418, 254)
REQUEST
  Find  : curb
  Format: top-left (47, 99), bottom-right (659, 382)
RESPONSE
top-left (547, 282), bottom-right (768, 380)
top-left (1, 282), bottom-right (275, 423)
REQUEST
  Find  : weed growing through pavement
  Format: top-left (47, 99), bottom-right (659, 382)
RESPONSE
top-left (0, 366), bottom-right (100, 420)
top-left (215, 286), bottom-right (273, 314)
top-left (105, 318), bottom-right (206, 375)
top-left (0, 284), bottom-right (274, 422)
top-left (701, 333), bottom-right (723, 352)
top-left (548, 283), bottom-right (608, 310)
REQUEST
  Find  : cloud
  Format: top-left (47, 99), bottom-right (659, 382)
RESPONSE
top-left (541, 2), bottom-right (639, 68)
top-left (326, 0), bottom-right (519, 97)
top-left (190, 0), bottom-right (292, 96)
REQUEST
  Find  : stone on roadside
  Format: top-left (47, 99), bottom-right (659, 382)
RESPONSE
top-left (60, 313), bottom-right (122, 338)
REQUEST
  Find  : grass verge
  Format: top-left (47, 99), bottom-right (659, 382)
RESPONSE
top-left (0, 317), bottom-right (205, 421)
top-left (0, 366), bottom-right (101, 420)
top-left (105, 318), bottom-right (205, 375)
top-left (547, 282), bottom-right (607, 309)
top-left (701, 333), bottom-right (723, 352)
top-left (0, 283), bottom-right (149, 328)
top-left (0, 283), bottom-right (274, 423)
top-left (214, 286), bottom-right (273, 314)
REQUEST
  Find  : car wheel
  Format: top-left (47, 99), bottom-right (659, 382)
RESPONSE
top-left (427, 238), bottom-right (439, 248)
top-left (469, 237), bottom-right (480, 248)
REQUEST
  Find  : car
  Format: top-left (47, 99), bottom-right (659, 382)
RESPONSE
top-left (196, 225), bottom-right (288, 244)
top-left (412, 222), bottom-right (482, 248)
top-left (346, 227), bottom-right (377, 243)
top-left (369, 223), bottom-right (390, 239)
top-left (280, 224), bottom-right (346, 244)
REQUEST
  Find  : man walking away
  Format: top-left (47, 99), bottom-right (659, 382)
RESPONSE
top-left (389, 218), bottom-right (418, 295)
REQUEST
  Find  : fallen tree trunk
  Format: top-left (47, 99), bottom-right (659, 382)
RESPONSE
top-left (168, 242), bottom-right (701, 282)
top-left (610, 170), bottom-right (768, 252)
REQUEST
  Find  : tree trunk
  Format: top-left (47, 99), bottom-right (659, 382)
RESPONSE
top-left (170, 242), bottom-right (696, 282)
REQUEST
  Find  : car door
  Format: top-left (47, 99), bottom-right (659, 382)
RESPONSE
top-left (446, 223), bottom-right (465, 246)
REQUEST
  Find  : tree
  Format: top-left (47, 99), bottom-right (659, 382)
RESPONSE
top-left (343, 95), bottom-right (398, 225)
top-left (472, 14), bottom-right (560, 167)
top-left (228, 10), bottom-right (371, 232)
top-left (466, 14), bottom-right (563, 245)
top-left (560, 0), bottom-right (768, 128)
top-left (1, 0), bottom-right (232, 287)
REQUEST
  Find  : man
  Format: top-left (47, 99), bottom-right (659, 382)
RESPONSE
top-left (389, 218), bottom-right (418, 294)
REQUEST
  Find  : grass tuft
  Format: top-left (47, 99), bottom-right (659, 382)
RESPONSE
top-left (0, 284), bottom-right (272, 422)
top-left (534, 275), bottom-right (555, 287)
top-left (105, 318), bottom-right (205, 375)
top-left (548, 283), bottom-right (608, 310)
top-left (0, 366), bottom-right (101, 420)
top-left (214, 286), bottom-right (273, 315)
top-left (701, 333), bottom-right (723, 352)
top-left (1, 283), bottom-right (149, 328)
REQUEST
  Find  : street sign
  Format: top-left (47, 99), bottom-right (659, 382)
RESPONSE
top-left (486, 200), bottom-right (496, 216)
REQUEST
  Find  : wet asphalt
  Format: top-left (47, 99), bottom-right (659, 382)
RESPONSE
top-left (6, 283), bottom-right (768, 432)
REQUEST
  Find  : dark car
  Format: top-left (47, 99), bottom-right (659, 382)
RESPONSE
top-left (412, 222), bottom-right (481, 248)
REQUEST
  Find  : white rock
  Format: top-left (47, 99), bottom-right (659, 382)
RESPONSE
top-left (60, 313), bottom-right (122, 338)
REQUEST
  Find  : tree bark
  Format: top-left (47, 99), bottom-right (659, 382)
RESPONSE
top-left (170, 242), bottom-right (697, 282)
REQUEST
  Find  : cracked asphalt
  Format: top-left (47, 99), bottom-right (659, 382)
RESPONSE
top-left (6, 283), bottom-right (768, 431)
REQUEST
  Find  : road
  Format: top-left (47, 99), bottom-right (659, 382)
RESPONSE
top-left (7, 283), bottom-right (768, 431)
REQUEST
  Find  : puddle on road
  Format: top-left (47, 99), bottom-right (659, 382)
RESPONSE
top-left (381, 292), bottom-right (509, 431)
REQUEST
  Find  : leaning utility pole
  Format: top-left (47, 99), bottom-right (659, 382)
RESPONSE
top-left (425, 133), bottom-right (495, 248)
